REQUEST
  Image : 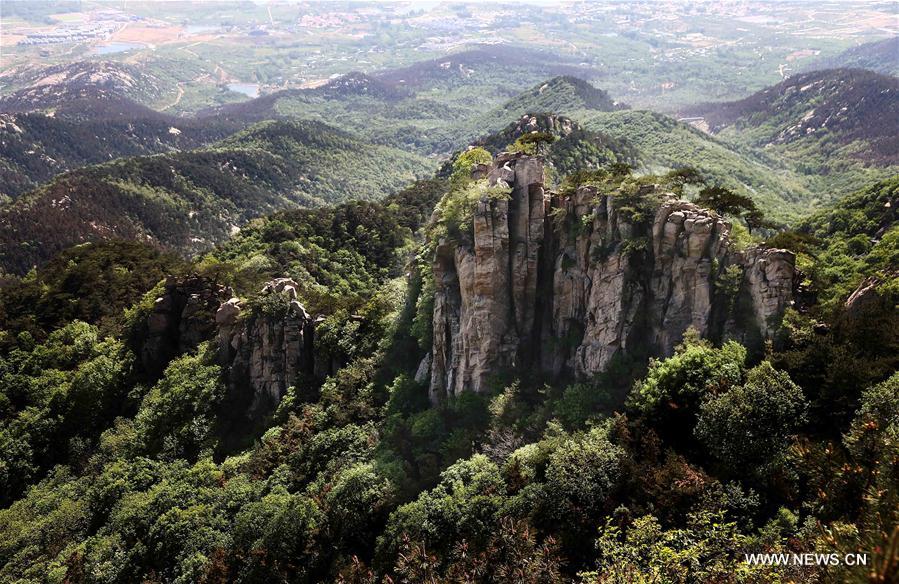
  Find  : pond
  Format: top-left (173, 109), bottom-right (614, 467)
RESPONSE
top-left (227, 83), bottom-right (260, 98)
top-left (94, 41), bottom-right (146, 55)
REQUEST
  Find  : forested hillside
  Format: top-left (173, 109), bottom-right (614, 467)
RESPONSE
top-left (0, 61), bottom-right (169, 112)
top-left (802, 37), bottom-right (899, 76)
top-left (0, 120), bottom-right (432, 274)
top-left (0, 101), bottom-right (239, 200)
top-left (0, 13), bottom-right (897, 579)
top-left (582, 109), bottom-right (814, 221)
top-left (0, 143), bottom-right (895, 582)
top-left (207, 72), bottom-right (622, 156)
top-left (682, 68), bottom-right (899, 200)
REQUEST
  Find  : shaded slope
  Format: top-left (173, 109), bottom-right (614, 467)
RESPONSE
top-left (0, 100), bottom-right (240, 199)
top-left (803, 37), bottom-right (899, 77)
top-left (372, 45), bottom-right (602, 90)
top-left (684, 68), bottom-right (899, 166)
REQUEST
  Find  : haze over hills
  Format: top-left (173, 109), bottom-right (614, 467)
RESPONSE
top-left (1, 63), bottom-right (884, 244)
top-left (0, 119), bottom-right (431, 274)
top-left (802, 37), bottom-right (899, 77)
top-left (0, 61), bottom-right (169, 113)
top-left (371, 45), bottom-right (603, 92)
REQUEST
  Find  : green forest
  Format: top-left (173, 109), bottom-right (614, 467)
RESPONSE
top-left (0, 146), bottom-right (895, 581)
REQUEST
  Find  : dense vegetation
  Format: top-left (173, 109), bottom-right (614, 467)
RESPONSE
top-left (0, 29), bottom-right (897, 581)
top-left (0, 140), bottom-right (895, 581)
top-left (0, 99), bottom-right (239, 199)
top-left (0, 119), bottom-right (431, 275)
top-left (210, 74), bottom-right (624, 157)
top-left (469, 113), bottom-right (638, 181)
top-left (4, 61), bottom-right (886, 221)
top-left (582, 109), bottom-right (814, 222)
top-left (802, 37), bottom-right (899, 77)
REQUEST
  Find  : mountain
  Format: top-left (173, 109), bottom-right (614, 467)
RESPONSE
top-left (204, 72), bottom-right (411, 120)
top-left (0, 102), bottom-right (240, 200)
top-left (0, 120), bottom-right (432, 274)
top-left (204, 71), bottom-right (469, 155)
top-left (683, 69), bottom-right (898, 165)
top-left (0, 154), bottom-right (895, 584)
top-left (488, 75), bottom-right (625, 117)
top-left (0, 61), bottom-right (168, 112)
top-left (469, 113), bottom-right (637, 178)
top-left (372, 44), bottom-right (602, 91)
top-left (204, 50), bottom-right (610, 156)
top-left (681, 68), bottom-right (899, 202)
top-left (803, 37), bottom-right (899, 76)
top-left (424, 154), bottom-right (795, 398)
top-left (0, 61), bottom-right (246, 199)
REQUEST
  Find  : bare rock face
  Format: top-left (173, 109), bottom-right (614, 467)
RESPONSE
top-left (427, 155), bottom-right (797, 401)
top-left (430, 152), bottom-right (547, 400)
top-left (217, 278), bottom-right (315, 418)
top-left (732, 247), bottom-right (797, 340)
top-left (137, 275), bottom-right (232, 378)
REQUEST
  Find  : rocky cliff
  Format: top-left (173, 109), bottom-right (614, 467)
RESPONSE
top-left (216, 278), bottom-right (316, 418)
top-left (425, 153), bottom-right (797, 401)
top-left (137, 275), bottom-right (232, 379)
top-left (136, 276), bottom-right (318, 420)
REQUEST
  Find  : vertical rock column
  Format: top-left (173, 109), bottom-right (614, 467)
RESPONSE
top-left (429, 153), bottom-right (547, 401)
top-left (733, 248), bottom-right (796, 340)
top-left (425, 154), bottom-right (797, 396)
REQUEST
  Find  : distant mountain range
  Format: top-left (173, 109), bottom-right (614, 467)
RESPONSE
top-left (1, 51), bottom-right (895, 272)
top-left (0, 61), bottom-right (167, 112)
top-left (371, 45), bottom-right (602, 90)
top-left (683, 68), bottom-right (898, 165)
top-left (0, 62), bottom-right (245, 199)
top-left (0, 101), bottom-right (240, 200)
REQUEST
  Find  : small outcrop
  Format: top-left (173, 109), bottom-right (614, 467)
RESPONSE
top-left (135, 275), bottom-right (319, 421)
top-left (216, 278), bottom-right (316, 418)
top-left (136, 275), bottom-right (232, 378)
top-left (844, 273), bottom-right (896, 320)
top-left (426, 154), bottom-right (797, 402)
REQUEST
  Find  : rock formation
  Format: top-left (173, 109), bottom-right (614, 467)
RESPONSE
top-left (136, 275), bottom-right (232, 378)
top-left (216, 278), bottom-right (315, 418)
top-left (426, 153), bottom-right (797, 401)
top-left (136, 275), bottom-right (317, 420)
